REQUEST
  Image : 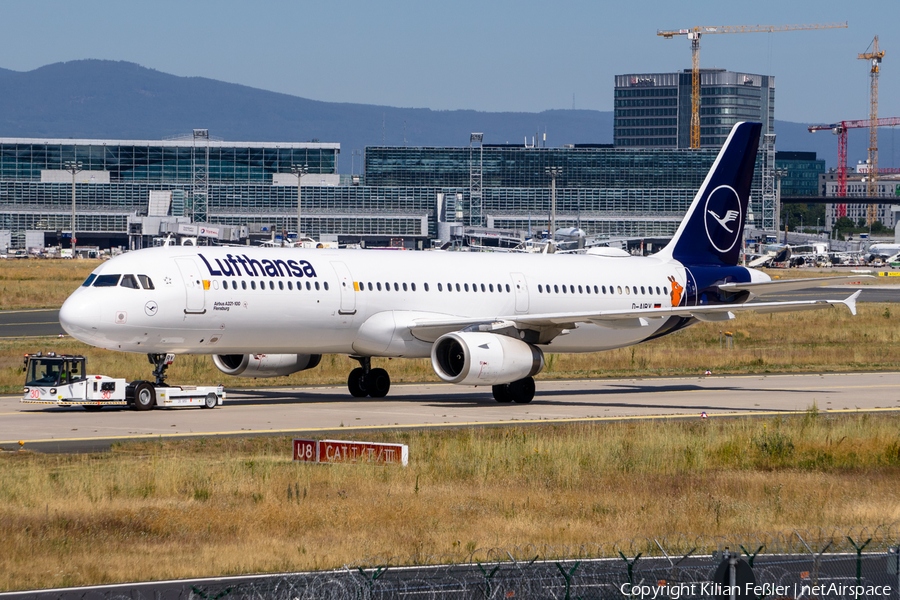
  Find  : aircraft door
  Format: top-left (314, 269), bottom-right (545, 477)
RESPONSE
top-left (331, 261), bottom-right (357, 315)
top-left (510, 272), bottom-right (529, 313)
top-left (174, 257), bottom-right (206, 314)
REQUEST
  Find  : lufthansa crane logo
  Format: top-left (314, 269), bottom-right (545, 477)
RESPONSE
top-left (703, 185), bottom-right (742, 254)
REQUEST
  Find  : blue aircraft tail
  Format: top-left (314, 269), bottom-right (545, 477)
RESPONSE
top-left (657, 122), bottom-right (762, 267)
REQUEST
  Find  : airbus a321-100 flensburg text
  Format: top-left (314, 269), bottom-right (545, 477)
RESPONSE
top-left (59, 122), bottom-right (866, 406)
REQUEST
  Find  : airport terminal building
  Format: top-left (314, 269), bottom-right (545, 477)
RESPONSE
top-left (0, 132), bottom-right (763, 251)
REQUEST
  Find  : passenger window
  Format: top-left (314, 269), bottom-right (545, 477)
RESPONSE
top-left (242, 281), bottom-right (247, 290)
top-left (663, 287), bottom-right (668, 295)
top-left (456, 283), bottom-right (461, 292)
top-left (82, 274), bottom-right (97, 287)
top-left (617, 286), bottom-right (622, 294)
top-left (288, 281), bottom-right (292, 290)
top-left (594, 286), bottom-right (599, 294)
top-left (585, 286), bottom-right (590, 294)
top-left (480, 284), bottom-right (486, 292)
top-left (554, 285), bottom-right (559, 293)
top-left (562, 285), bottom-right (567, 294)
top-left (602, 286), bottom-right (606, 294)
top-left (505, 284), bottom-right (510, 293)
top-left (368, 282), bottom-right (373, 291)
top-left (570, 285), bottom-right (575, 294)
top-left (377, 282), bottom-right (382, 291)
top-left (120, 275), bottom-right (139, 289)
top-left (538, 284), bottom-right (543, 293)
top-left (223, 280), bottom-right (229, 290)
top-left (137, 275), bottom-right (155, 290)
top-left (489, 284), bottom-right (494, 292)
top-left (464, 283), bottom-right (469, 292)
top-left (437, 283), bottom-right (443, 291)
top-left (325, 282), bottom-right (329, 291)
top-left (641, 286), bottom-right (645, 294)
top-left (411, 283), bottom-right (416, 291)
top-left (93, 274), bottom-right (121, 287)
top-left (402, 283), bottom-right (408, 292)
top-left (315, 282), bottom-right (320, 290)
top-left (656, 287), bottom-right (661, 295)
top-left (633, 286), bottom-right (638, 294)
top-left (423, 283), bottom-right (428, 291)
top-left (394, 282), bottom-right (399, 291)
top-left (269, 281), bottom-right (275, 290)
top-left (251, 281), bottom-right (256, 290)
top-left (279, 281), bottom-right (284, 290)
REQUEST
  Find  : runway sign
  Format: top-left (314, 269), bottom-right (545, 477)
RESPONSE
top-left (293, 438), bottom-right (408, 466)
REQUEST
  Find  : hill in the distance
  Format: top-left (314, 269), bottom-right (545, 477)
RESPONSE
top-left (0, 59), bottom-right (882, 172)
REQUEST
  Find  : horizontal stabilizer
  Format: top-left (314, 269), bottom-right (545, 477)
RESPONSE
top-left (719, 275), bottom-right (875, 296)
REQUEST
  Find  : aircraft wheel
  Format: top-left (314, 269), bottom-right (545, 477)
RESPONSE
top-left (133, 382), bottom-right (156, 411)
top-left (492, 384), bottom-right (513, 403)
top-left (348, 368), bottom-right (368, 397)
top-left (365, 368), bottom-right (391, 398)
top-left (203, 393), bottom-right (218, 409)
top-left (509, 376), bottom-right (535, 404)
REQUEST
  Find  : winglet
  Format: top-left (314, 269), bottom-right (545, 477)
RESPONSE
top-left (843, 290), bottom-right (862, 316)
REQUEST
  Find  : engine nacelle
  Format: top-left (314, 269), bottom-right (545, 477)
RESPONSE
top-left (212, 353), bottom-right (321, 378)
top-left (431, 332), bottom-right (543, 386)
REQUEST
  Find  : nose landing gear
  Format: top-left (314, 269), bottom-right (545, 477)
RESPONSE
top-left (149, 353), bottom-right (174, 386)
top-left (348, 357), bottom-right (391, 398)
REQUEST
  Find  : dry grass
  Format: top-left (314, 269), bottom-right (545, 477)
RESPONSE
top-left (3, 302), bottom-right (900, 393)
top-left (1, 412), bottom-right (899, 590)
top-left (0, 259), bottom-right (102, 309)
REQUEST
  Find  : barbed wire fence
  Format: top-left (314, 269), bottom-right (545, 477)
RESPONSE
top-left (8, 523), bottom-right (900, 599)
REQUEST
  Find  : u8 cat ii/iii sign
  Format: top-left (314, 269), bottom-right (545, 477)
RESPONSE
top-left (293, 438), bottom-right (409, 466)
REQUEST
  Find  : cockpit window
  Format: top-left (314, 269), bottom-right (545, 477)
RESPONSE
top-left (120, 275), bottom-right (139, 289)
top-left (82, 274), bottom-right (97, 287)
top-left (137, 275), bottom-right (154, 290)
top-left (93, 274), bottom-right (121, 287)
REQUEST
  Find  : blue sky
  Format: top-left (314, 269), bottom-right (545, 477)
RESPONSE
top-left (2, 0), bottom-right (898, 124)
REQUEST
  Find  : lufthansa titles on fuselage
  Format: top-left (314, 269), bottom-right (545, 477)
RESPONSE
top-left (199, 253), bottom-right (317, 279)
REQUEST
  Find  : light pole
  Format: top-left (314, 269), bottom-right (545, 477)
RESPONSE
top-left (545, 167), bottom-right (562, 241)
top-left (64, 160), bottom-right (83, 255)
top-left (291, 164), bottom-right (308, 238)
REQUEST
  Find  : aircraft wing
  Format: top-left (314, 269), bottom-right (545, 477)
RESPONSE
top-left (719, 275), bottom-right (874, 296)
top-left (409, 291), bottom-right (861, 341)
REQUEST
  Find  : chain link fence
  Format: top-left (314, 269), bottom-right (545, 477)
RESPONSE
top-left (5, 523), bottom-right (900, 599)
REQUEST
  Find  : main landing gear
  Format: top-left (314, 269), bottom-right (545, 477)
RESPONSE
top-left (347, 356), bottom-right (391, 398)
top-left (491, 376), bottom-right (536, 404)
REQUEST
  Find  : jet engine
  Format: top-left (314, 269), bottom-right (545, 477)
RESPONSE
top-left (212, 353), bottom-right (321, 378)
top-left (430, 331), bottom-right (543, 386)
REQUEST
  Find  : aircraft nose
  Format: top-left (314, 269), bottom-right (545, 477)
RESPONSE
top-left (59, 291), bottom-right (100, 342)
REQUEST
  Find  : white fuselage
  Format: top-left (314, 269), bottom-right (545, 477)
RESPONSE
top-left (60, 246), bottom-right (697, 358)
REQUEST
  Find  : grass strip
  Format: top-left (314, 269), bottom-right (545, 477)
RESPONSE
top-left (1, 410), bottom-right (899, 590)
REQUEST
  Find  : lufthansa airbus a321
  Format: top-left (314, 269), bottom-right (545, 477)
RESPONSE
top-left (59, 122), bottom-right (866, 405)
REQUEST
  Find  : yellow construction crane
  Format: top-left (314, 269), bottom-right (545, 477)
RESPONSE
top-left (859, 36), bottom-right (885, 224)
top-left (657, 22), bottom-right (848, 149)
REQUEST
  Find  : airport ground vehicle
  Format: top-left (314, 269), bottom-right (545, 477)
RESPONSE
top-left (21, 352), bottom-right (224, 410)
